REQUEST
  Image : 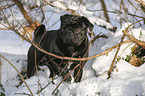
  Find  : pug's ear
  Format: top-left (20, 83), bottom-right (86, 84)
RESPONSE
top-left (81, 16), bottom-right (94, 31)
top-left (34, 24), bottom-right (46, 37)
top-left (60, 14), bottom-right (69, 22)
top-left (60, 14), bottom-right (70, 28)
top-left (60, 14), bottom-right (72, 24)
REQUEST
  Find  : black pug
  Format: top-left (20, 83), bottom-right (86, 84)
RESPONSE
top-left (27, 14), bottom-right (94, 83)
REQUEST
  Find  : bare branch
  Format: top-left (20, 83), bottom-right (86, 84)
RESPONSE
top-left (0, 4), bottom-right (15, 10)
top-left (0, 54), bottom-right (33, 96)
top-left (42, 0), bottom-right (78, 15)
top-left (100, 0), bottom-right (110, 22)
top-left (52, 64), bottom-right (80, 94)
top-left (107, 19), bottom-right (144, 79)
top-left (12, 0), bottom-right (38, 30)
top-left (135, 0), bottom-right (145, 5)
top-left (123, 19), bottom-right (145, 47)
top-left (12, 0), bottom-right (32, 24)
top-left (90, 33), bottom-right (108, 44)
top-left (107, 34), bottom-right (125, 79)
top-left (88, 9), bottom-right (145, 19)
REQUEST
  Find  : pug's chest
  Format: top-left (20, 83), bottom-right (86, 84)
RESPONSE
top-left (63, 46), bottom-right (85, 57)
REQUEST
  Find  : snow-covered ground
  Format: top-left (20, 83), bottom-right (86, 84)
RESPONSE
top-left (1, 23), bottom-right (145, 96)
top-left (0, 0), bottom-right (145, 96)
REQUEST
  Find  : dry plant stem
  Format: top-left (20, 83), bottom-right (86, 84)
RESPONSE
top-left (0, 3), bottom-right (15, 10)
top-left (90, 34), bottom-right (108, 44)
top-left (30, 39), bottom-right (131, 61)
top-left (108, 1), bottom-right (139, 78)
top-left (100, 0), bottom-right (110, 22)
top-left (34, 50), bottom-right (41, 96)
top-left (12, 0), bottom-right (37, 30)
top-left (119, 0), bottom-right (123, 25)
top-left (14, 92), bottom-right (31, 95)
top-left (118, 10), bottom-right (145, 19)
top-left (107, 34), bottom-right (125, 79)
top-left (128, 0), bottom-right (138, 10)
top-left (12, 0), bottom-right (33, 25)
top-left (36, 61), bottom-right (70, 94)
top-left (124, 31), bottom-right (145, 47)
top-left (123, 19), bottom-right (145, 47)
top-left (0, 54), bottom-right (33, 96)
top-left (52, 64), bottom-right (80, 95)
top-left (135, 0), bottom-right (145, 5)
top-left (43, 0), bottom-right (78, 15)
top-left (88, 9), bottom-right (145, 19)
top-left (123, 27), bottom-right (145, 48)
top-left (107, 19), bottom-right (144, 79)
top-left (36, 81), bottom-right (52, 94)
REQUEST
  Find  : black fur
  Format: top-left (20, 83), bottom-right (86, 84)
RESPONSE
top-left (27, 14), bottom-right (94, 83)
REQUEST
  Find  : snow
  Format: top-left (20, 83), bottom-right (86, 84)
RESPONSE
top-left (1, 25), bottom-right (145, 96)
top-left (0, 0), bottom-right (145, 96)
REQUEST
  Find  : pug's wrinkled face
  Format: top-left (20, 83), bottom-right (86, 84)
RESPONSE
top-left (59, 14), bottom-right (94, 46)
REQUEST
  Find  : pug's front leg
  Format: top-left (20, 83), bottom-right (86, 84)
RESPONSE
top-left (55, 63), bottom-right (72, 83)
top-left (60, 67), bottom-right (72, 83)
top-left (72, 61), bottom-right (86, 82)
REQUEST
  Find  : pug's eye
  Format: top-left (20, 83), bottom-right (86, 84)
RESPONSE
top-left (80, 33), bottom-right (83, 36)
top-left (80, 33), bottom-right (84, 37)
top-left (74, 26), bottom-right (77, 29)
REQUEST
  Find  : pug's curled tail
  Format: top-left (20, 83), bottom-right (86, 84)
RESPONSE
top-left (34, 24), bottom-right (46, 38)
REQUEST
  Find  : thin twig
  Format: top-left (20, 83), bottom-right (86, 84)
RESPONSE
top-left (90, 33), bottom-right (108, 44)
top-left (107, 34), bottom-right (125, 79)
top-left (52, 64), bottom-right (80, 95)
top-left (42, 0), bottom-right (78, 15)
top-left (0, 54), bottom-right (33, 96)
top-left (107, 19), bottom-right (144, 79)
top-left (100, 0), bottom-right (110, 22)
top-left (12, 0), bottom-right (35, 28)
top-left (87, 9), bottom-right (145, 19)
top-left (135, 0), bottom-right (145, 5)
top-left (14, 92), bottom-right (31, 96)
top-left (123, 20), bottom-right (145, 47)
top-left (108, 0), bottom-right (131, 79)
top-left (34, 50), bottom-right (41, 96)
top-left (36, 81), bottom-right (52, 94)
top-left (0, 3), bottom-right (15, 10)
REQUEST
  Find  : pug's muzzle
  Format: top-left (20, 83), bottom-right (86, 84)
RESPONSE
top-left (60, 21), bottom-right (88, 46)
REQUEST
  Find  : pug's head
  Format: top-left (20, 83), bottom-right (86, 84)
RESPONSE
top-left (59, 14), bottom-right (94, 46)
